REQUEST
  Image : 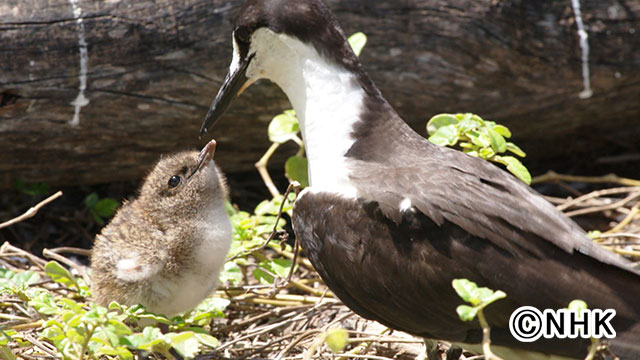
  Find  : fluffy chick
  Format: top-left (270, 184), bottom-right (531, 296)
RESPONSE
top-left (90, 140), bottom-right (231, 316)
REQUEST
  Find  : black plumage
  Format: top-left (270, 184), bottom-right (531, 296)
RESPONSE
top-left (293, 144), bottom-right (640, 357)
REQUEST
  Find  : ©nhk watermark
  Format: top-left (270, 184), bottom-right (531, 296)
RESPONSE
top-left (509, 306), bottom-right (616, 342)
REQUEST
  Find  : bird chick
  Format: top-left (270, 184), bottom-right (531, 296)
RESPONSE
top-left (90, 140), bottom-right (231, 316)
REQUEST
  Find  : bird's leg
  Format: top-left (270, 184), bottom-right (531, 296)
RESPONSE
top-left (445, 345), bottom-right (463, 360)
top-left (419, 338), bottom-right (439, 360)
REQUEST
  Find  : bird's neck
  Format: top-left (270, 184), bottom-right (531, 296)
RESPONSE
top-left (261, 33), bottom-right (387, 196)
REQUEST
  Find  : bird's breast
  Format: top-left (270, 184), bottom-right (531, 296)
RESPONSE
top-left (148, 201), bottom-right (232, 316)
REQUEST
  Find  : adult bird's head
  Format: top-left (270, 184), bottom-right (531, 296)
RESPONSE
top-left (200, 0), bottom-right (364, 136)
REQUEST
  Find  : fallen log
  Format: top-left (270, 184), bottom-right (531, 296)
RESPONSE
top-left (0, 0), bottom-right (638, 189)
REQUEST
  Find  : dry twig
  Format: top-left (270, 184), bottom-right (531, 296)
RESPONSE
top-left (0, 191), bottom-right (63, 229)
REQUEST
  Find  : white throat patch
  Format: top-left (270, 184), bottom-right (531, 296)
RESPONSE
top-left (243, 28), bottom-right (364, 198)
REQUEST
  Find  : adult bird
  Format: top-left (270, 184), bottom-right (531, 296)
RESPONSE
top-left (199, 0), bottom-right (640, 358)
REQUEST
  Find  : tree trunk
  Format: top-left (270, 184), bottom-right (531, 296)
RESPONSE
top-left (1, 0), bottom-right (638, 189)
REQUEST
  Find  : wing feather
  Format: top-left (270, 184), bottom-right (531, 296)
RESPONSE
top-left (348, 142), bottom-right (635, 271)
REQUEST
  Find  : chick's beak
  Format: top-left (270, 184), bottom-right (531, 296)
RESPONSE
top-left (200, 54), bottom-right (254, 137)
top-left (189, 139), bottom-right (216, 178)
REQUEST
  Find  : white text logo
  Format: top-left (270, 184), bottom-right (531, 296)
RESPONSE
top-left (509, 306), bottom-right (616, 342)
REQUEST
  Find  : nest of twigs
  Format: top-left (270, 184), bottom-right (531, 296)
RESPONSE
top-left (1, 172), bottom-right (639, 360)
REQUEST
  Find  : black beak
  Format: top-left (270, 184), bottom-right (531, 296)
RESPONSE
top-left (200, 55), bottom-right (253, 137)
top-left (189, 139), bottom-right (216, 179)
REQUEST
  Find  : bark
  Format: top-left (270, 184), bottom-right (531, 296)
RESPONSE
top-left (1, 0), bottom-right (638, 189)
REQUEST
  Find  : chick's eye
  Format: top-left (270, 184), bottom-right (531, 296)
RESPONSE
top-left (168, 175), bottom-right (182, 188)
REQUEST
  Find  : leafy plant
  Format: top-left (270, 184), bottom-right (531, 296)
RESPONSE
top-left (4, 194), bottom-right (298, 360)
top-left (0, 260), bottom-right (228, 360)
top-left (84, 192), bottom-right (118, 225)
top-left (45, 261), bottom-right (80, 290)
top-left (452, 278), bottom-right (506, 322)
top-left (0, 330), bottom-right (18, 360)
top-left (452, 278), bottom-right (506, 360)
top-left (0, 268), bottom-right (41, 303)
top-left (427, 113), bottom-right (531, 184)
top-left (567, 300), bottom-right (601, 360)
top-left (41, 301), bottom-right (134, 360)
top-left (219, 193), bottom-right (297, 286)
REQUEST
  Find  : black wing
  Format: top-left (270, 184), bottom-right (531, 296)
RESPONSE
top-left (293, 189), bottom-right (640, 358)
top-left (348, 139), bottom-right (636, 272)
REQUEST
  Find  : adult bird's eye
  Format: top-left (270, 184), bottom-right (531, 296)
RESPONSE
top-left (235, 26), bottom-right (250, 44)
top-left (168, 175), bottom-right (182, 188)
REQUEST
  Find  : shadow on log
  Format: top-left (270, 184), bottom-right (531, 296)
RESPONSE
top-left (1, 0), bottom-right (639, 189)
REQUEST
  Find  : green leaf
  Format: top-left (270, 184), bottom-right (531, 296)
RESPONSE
top-left (456, 305), bottom-right (479, 322)
top-left (166, 332), bottom-right (200, 359)
top-left (66, 313), bottom-right (84, 328)
top-left (44, 261), bottom-right (78, 289)
top-left (269, 258), bottom-right (293, 279)
top-left (253, 268), bottom-right (274, 285)
top-left (224, 201), bottom-right (237, 217)
top-left (486, 127), bottom-right (507, 153)
top-left (452, 278), bottom-right (506, 308)
top-left (586, 230), bottom-right (601, 240)
top-left (90, 210), bottom-right (105, 225)
top-left (84, 192), bottom-right (99, 209)
top-left (452, 279), bottom-right (477, 304)
top-left (285, 155), bottom-right (309, 188)
top-left (469, 114), bottom-right (487, 127)
top-left (254, 196), bottom-right (284, 216)
top-left (464, 150), bottom-right (479, 157)
top-left (0, 268), bottom-right (12, 280)
top-left (93, 198), bottom-right (118, 218)
top-left (428, 124), bottom-right (458, 146)
top-left (480, 290), bottom-right (507, 307)
top-left (194, 333), bottom-right (219, 349)
top-left (94, 323), bottom-right (129, 348)
top-left (568, 299), bottom-right (588, 312)
top-left (96, 346), bottom-right (134, 360)
top-left (1, 330), bottom-right (17, 347)
top-left (478, 147), bottom-right (496, 159)
top-left (325, 328), bottom-right (349, 353)
top-left (6, 270), bottom-right (40, 286)
top-left (426, 114), bottom-right (459, 135)
top-left (137, 311), bottom-right (172, 325)
top-left (475, 287), bottom-right (494, 301)
top-left (347, 32), bottom-right (367, 57)
top-left (219, 261), bottom-right (243, 285)
top-left (105, 319), bottom-right (133, 337)
top-left (268, 110), bottom-right (299, 144)
top-left (505, 142), bottom-right (526, 157)
top-left (457, 115), bottom-right (483, 133)
top-left (0, 346), bottom-right (16, 360)
top-left (41, 326), bottom-right (64, 342)
top-left (492, 124), bottom-right (512, 138)
top-left (206, 297), bottom-right (231, 313)
top-left (493, 156), bottom-right (532, 185)
top-left (188, 297), bottom-right (230, 321)
top-left (124, 326), bottom-right (165, 349)
top-left (466, 130), bottom-right (490, 148)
